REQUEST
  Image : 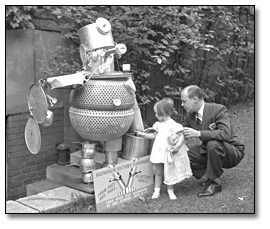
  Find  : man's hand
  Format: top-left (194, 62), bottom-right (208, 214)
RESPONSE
top-left (183, 127), bottom-right (200, 139)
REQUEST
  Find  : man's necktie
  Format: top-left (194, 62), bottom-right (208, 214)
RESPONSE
top-left (195, 113), bottom-right (202, 126)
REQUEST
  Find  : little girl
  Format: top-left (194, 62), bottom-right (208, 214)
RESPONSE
top-left (137, 98), bottom-right (192, 200)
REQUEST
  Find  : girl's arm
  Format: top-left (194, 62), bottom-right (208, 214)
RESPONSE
top-left (171, 132), bottom-right (185, 154)
top-left (135, 126), bottom-right (157, 139)
top-left (136, 132), bottom-right (157, 139)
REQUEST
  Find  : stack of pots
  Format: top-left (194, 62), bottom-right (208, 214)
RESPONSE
top-left (69, 18), bottom-right (140, 167)
top-left (80, 141), bottom-right (96, 184)
top-left (69, 18), bottom-right (135, 143)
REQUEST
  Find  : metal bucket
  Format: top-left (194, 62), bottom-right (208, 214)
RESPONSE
top-left (121, 133), bottom-right (153, 160)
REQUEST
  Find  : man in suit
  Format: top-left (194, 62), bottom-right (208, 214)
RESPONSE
top-left (180, 85), bottom-right (245, 197)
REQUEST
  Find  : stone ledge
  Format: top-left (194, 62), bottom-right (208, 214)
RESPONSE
top-left (6, 200), bottom-right (39, 213)
top-left (7, 186), bottom-right (93, 213)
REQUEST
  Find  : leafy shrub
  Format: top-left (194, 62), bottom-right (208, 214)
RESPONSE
top-left (6, 6), bottom-right (254, 119)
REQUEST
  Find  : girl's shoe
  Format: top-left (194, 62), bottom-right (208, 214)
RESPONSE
top-left (168, 190), bottom-right (177, 200)
top-left (151, 192), bottom-right (160, 199)
top-left (168, 193), bottom-right (177, 200)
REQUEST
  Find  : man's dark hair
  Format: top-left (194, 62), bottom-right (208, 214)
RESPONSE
top-left (186, 85), bottom-right (204, 100)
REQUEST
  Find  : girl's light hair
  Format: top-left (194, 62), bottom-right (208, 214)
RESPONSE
top-left (154, 98), bottom-right (176, 117)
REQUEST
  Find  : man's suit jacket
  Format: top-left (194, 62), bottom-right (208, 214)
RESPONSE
top-left (182, 102), bottom-right (245, 152)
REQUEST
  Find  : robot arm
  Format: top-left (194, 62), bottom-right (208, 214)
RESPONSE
top-left (45, 71), bottom-right (92, 89)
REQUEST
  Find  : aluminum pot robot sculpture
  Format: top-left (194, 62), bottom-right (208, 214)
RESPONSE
top-left (25, 18), bottom-right (145, 183)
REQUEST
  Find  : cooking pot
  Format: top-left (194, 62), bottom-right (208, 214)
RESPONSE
top-left (80, 158), bottom-right (95, 173)
top-left (81, 147), bottom-right (95, 159)
top-left (121, 133), bottom-right (153, 160)
top-left (78, 18), bottom-right (114, 51)
top-left (82, 171), bottom-right (93, 184)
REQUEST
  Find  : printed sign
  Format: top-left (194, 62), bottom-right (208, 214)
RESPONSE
top-left (93, 155), bottom-right (154, 212)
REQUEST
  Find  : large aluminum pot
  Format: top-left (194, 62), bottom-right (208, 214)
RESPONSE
top-left (69, 107), bottom-right (134, 141)
top-left (69, 76), bottom-right (135, 110)
top-left (78, 18), bottom-right (114, 51)
top-left (121, 133), bottom-right (154, 160)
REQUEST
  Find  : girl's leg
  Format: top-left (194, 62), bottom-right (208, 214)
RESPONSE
top-left (152, 163), bottom-right (163, 199)
top-left (167, 184), bottom-right (177, 200)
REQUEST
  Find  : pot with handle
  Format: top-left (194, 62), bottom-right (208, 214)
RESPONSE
top-left (121, 133), bottom-right (154, 160)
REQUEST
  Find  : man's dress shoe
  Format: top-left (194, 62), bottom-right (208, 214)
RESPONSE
top-left (200, 179), bottom-right (212, 186)
top-left (197, 182), bottom-right (222, 197)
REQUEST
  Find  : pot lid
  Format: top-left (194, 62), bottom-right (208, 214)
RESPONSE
top-left (91, 71), bottom-right (132, 79)
top-left (79, 43), bottom-right (87, 64)
top-left (96, 17), bottom-right (111, 34)
top-left (27, 83), bottom-right (48, 124)
top-left (25, 115), bottom-right (41, 154)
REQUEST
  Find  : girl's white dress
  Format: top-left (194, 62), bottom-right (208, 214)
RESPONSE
top-left (150, 118), bottom-right (192, 185)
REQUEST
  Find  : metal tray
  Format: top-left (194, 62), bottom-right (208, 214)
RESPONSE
top-left (27, 83), bottom-right (48, 124)
top-left (25, 115), bottom-right (41, 154)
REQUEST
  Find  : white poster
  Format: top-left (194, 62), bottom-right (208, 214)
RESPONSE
top-left (93, 155), bottom-right (154, 212)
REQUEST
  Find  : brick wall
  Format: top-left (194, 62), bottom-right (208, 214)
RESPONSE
top-left (6, 108), bottom-right (64, 200)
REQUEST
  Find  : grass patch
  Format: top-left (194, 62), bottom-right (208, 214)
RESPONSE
top-left (41, 195), bottom-right (96, 213)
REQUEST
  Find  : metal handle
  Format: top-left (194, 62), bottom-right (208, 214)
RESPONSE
top-left (46, 94), bottom-right (57, 106)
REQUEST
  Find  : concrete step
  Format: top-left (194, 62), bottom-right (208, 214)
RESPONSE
top-left (47, 151), bottom-right (128, 195)
top-left (7, 186), bottom-right (93, 213)
top-left (46, 163), bottom-right (95, 194)
top-left (26, 179), bottom-right (62, 196)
